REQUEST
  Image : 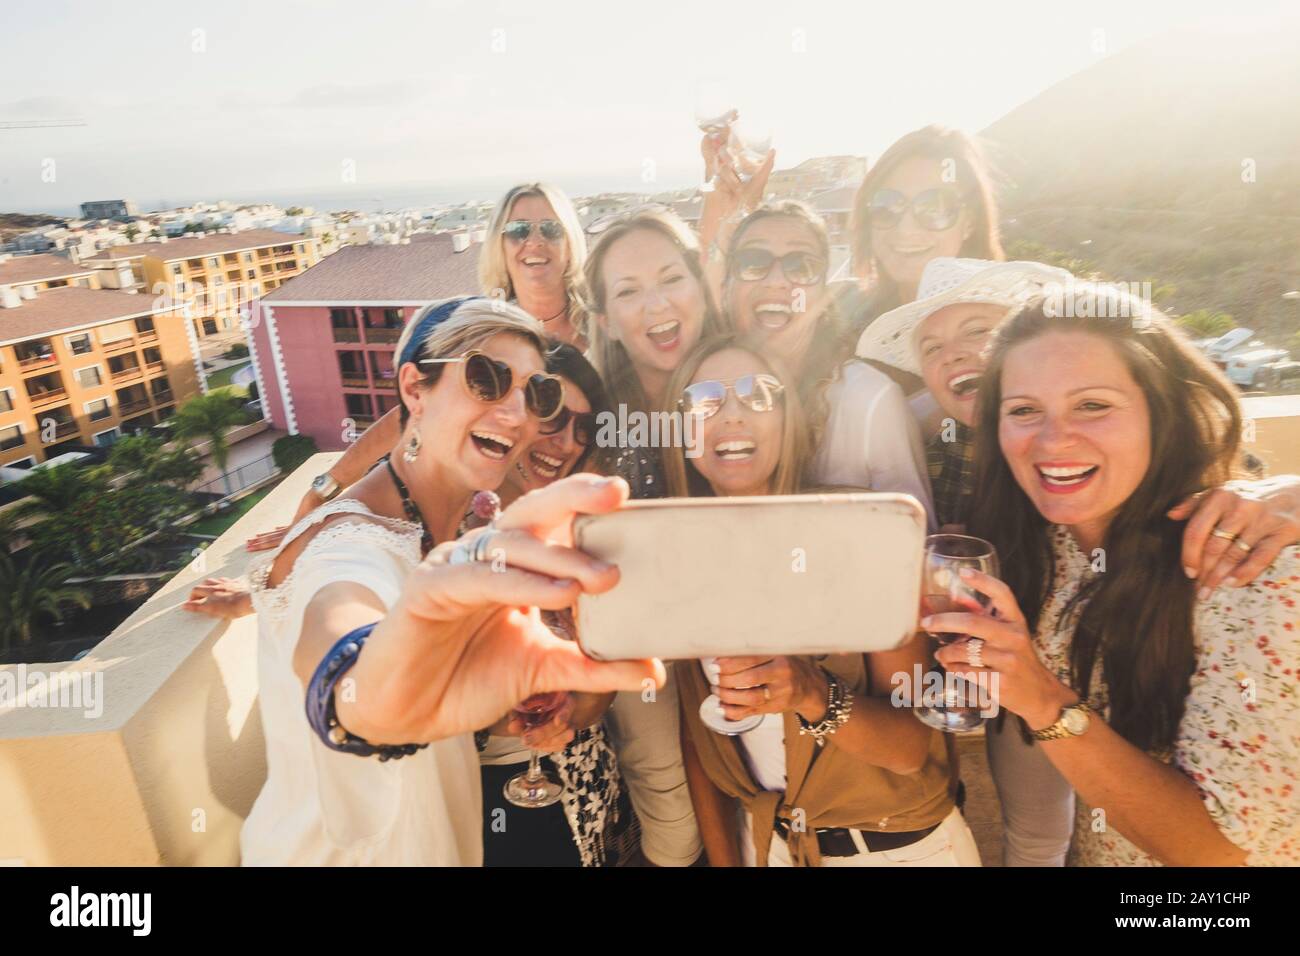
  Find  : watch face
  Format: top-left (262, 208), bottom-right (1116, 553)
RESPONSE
top-left (1063, 708), bottom-right (1089, 735)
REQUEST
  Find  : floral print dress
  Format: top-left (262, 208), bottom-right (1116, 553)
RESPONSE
top-left (1033, 526), bottom-right (1300, 866)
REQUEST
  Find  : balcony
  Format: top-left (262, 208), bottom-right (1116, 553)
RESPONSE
top-left (101, 337), bottom-right (135, 354)
top-left (372, 377), bottom-right (396, 390)
top-left (17, 352), bottom-right (57, 372)
top-left (118, 397), bottom-right (151, 415)
top-left (110, 363), bottom-right (143, 382)
top-left (27, 387), bottom-right (67, 407)
top-left (136, 329), bottom-right (158, 343)
top-left (331, 327), bottom-right (361, 344)
top-left (366, 328), bottom-right (402, 344)
top-left (145, 360), bottom-right (164, 373)
top-left (40, 420), bottom-right (79, 442)
top-left (340, 373), bottom-right (370, 389)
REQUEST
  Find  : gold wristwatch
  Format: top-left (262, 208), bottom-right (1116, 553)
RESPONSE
top-left (1032, 702), bottom-right (1094, 741)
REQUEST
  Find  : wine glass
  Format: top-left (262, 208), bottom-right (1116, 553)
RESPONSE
top-left (502, 692), bottom-right (566, 808)
top-left (728, 114), bottom-right (772, 186)
top-left (698, 657), bottom-right (764, 735)
top-left (694, 80), bottom-right (736, 193)
top-left (913, 534), bottom-right (1000, 733)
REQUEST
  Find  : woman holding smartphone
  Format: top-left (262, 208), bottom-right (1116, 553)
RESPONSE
top-left (664, 333), bottom-right (979, 867)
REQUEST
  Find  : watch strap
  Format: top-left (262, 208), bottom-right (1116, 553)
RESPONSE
top-left (1032, 702), bottom-right (1093, 741)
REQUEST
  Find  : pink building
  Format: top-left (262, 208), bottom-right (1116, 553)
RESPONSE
top-left (248, 236), bottom-right (482, 450)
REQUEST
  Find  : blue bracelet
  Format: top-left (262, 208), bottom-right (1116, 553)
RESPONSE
top-left (305, 622), bottom-right (428, 761)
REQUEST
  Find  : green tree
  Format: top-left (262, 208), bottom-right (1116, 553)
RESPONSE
top-left (272, 434), bottom-right (318, 474)
top-left (124, 224), bottom-right (140, 242)
top-left (13, 463), bottom-right (112, 565)
top-left (108, 433), bottom-right (202, 488)
top-left (1178, 309), bottom-right (1236, 338)
top-left (0, 551), bottom-right (91, 655)
top-left (171, 392), bottom-right (246, 495)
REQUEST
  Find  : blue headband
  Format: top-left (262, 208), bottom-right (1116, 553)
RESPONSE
top-left (398, 295), bottom-right (484, 369)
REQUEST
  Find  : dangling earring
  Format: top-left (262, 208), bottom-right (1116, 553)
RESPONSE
top-left (403, 422), bottom-right (422, 463)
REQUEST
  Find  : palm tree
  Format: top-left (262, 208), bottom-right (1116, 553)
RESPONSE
top-left (1178, 309), bottom-right (1236, 338)
top-left (171, 392), bottom-right (246, 495)
top-left (0, 551), bottom-right (91, 655)
top-left (13, 463), bottom-right (111, 565)
top-left (108, 433), bottom-right (201, 488)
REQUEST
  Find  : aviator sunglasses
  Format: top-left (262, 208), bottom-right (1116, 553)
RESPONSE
top-left (420, 350), bottom-right (565, 421)
top-left (866, 186), bottom-right (964, 232)
top-left (730, 247), bottom-right (827, 286)
top-left (678, 373), bottom-right (785, 420)
top-left (538, 405), bottom-right (598, 446)
top-left (502, 219), bottom-right (566, 243)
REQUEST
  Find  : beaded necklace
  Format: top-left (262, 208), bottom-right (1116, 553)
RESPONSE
top-left (383, 454), bottom-right (434, 555)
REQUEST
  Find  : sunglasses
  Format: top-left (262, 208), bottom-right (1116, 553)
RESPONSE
top-left (420, 350), bottom-right (565, 421)
top-left (866, 187), bottom-right (964, 232)
top-left (730, 247), bottom-right (826, 286)
top-left (502, 219), bottom-right (566, 244)
top-left (678, 373), bottom-right (785, 420)
top-left (538, 406), bottom-right (598, 446)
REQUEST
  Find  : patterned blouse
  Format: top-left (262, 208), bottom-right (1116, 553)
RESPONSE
top-left (1033, 526), bottom-right (1300, 866)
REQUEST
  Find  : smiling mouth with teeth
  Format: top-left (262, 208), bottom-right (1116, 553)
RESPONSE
top-left (521, 256), bottom-right (550, 267)
top-left (714, 439), bottom-right (757, 460)
top-left (646, 320), bottom-right (681, 349)
top-left (1036, 464), bottom-right (1099, 490)
top-left (948, 371), bottom-right (981, 398)
top-left (528, 449), bottom-right (565, 479)
top-left (753, 302), bottom-right (793, 330)
top-left (471, 430), bottom-right (515, 461)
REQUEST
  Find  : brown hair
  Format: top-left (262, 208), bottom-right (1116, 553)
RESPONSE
top-left (661, 333), bottom-right (809, 499)
top-left (583, 207), bottom-right (728, 416)
top-left (724, 200), bottom-right (852, 452)
top-left (968, 286), bottom-right (1242, 751)
top-left (850, 126), bottom-right (1004, 311)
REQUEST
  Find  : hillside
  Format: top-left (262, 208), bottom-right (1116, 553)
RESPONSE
top-left (981, 20), bottom-right (1300, 346)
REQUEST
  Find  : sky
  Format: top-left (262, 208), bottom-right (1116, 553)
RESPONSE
top-left (0, 0), bottom-right (1295, 214)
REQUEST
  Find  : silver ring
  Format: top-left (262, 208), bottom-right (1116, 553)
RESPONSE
top-left (967, 638), bottom-right (984, 669)
top-left (1233, 538), bottom-right (1252, 553)
top-left (448, 540), bottom-right (476, 565)
top-left (471, 530), bottom-right (499, 564)
top-left (1210, 527), bottom-right (1238, 542)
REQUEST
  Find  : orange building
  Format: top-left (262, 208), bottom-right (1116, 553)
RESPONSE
top-left (0, 254), bottom-right (200, 468)
top-left (88, 230), bottom-right (321, 341)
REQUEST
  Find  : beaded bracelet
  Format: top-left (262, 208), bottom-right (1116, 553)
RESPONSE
top-left (796, 670), bottom-right (854, 747)
top-left (305, 622), bottom-right (428, 761)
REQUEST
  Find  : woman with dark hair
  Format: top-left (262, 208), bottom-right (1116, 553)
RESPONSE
top-left (666, 333), bottom-right (976, 867)
top-left (930, 287), bottom-right (1299, 865)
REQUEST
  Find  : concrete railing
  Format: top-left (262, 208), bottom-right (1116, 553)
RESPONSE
top-left (0, 452), bottom-right (338, 866)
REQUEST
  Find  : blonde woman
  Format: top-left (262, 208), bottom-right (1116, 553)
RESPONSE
top-left (664, 333), bottom-right (976, 867)
top-left (267, 184), bottom-right (591, 533)
top-left (237, 298), bottom-right (653, 865)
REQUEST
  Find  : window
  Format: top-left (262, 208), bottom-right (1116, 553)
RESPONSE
top-left (66, 332), bottom-right (93, 355)
top-left (86, 398), bottom-right (111, 421)
top-left (0, 388), bottom-right (13, 414)
top-left (93, 427), bottom-right (121, 448)
top-left (4, 456), bottom-right (35, 469)
top-left (382, 308), bottom-right (403, 328)
top-left (150, 376), bottom-right (172, 399)
top-left (345, 394), bottom-right (374, 417)
top-left (247, 269), bottom-right (257, 280)
top-left (75, 366), bottom-right (103, 388)
top-left (330, 308), bottom-right (356, 328)
top-left (0, 424), bottom-right (22, 450)
top-left (134, 315), bottom-right (156, 334)
top-left (143, 346), bottom-right (162, 365)
top-left (243, 251), bottom-right (254, 263)
top-left (207, 257), bottom-right (220, 269)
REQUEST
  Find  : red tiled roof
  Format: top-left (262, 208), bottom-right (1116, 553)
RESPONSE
top-left (89, 229), bottom-right (310, 263)
top-left (262, 237), bottom-right (482, 303)
top-left (0, 286), bottom-right (165, 345)
top-left (0, 253), bottom-right (95, 286)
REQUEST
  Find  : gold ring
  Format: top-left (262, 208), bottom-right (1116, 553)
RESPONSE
top-left (1210, 528), bottom-right (1238, 542)
top-left (1233, 538), bottom-right (1252, 553)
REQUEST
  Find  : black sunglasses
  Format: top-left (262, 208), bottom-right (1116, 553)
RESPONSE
top-left (420, 350), bottom-right (565, 421)
top-left (730, 247), bottom-right (826, 286)
top-left (678, 373), bottom-right (785, 420)
top-left (502, 219), bottom-right (566, 243)
top-left (866, 187), bottom-right (964, 232)
top-left (538, 406), bottom-right (598, 446)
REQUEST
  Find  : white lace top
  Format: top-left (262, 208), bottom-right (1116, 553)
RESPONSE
top-left (239, 499), bottom-right (482, 866)
top-left (1034, 526), bottom-right (1300, 866)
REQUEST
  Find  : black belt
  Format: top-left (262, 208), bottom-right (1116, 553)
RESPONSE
top-left (774, 818), bottom-right (941, 857)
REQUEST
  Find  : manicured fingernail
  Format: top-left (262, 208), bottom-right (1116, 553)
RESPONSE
top-left (592, 560), bottom-right (615, 573)
top-left (552, 578), bottom-right (576, 588)
top-left (1184, 566), bottom-right (1198, 579)
top-left (1226, 576), bottom-right (1241, 587)
top-left (1198, 586), bottom-right (1212, 601)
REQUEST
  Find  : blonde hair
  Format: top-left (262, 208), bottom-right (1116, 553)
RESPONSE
top-left (583, 208), bottom-right (728, 415)
top-left (395, 297), bottom-right (548, 424)
top-left (662, 333), bottom-right (809, 499)
top-left (478, 182), bottom-right (589, 324)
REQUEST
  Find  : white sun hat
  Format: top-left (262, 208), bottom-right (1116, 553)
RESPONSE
top-left (855, 257), bottom-right (1075, 376)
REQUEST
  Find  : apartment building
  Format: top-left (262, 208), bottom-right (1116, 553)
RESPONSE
top-left (247, 235), bottom-right (482, 450)
top-left (80, 199), bottom-right (139, 221)
top-left (89, 229), bottom-right (321, 341)
top-left (0, 268), bottom-right (200, 468)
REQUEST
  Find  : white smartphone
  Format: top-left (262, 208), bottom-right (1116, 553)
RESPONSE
top-left (574, 493), bottom-right (925, 661)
